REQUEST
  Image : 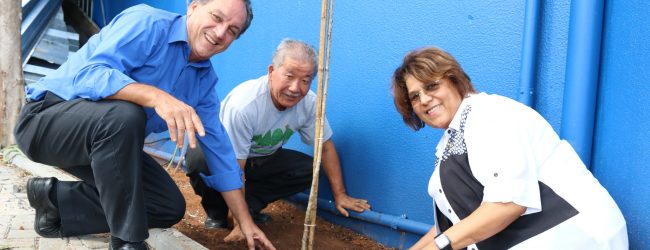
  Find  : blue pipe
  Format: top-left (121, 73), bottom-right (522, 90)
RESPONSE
top-left (290, 192), bottom-right (432, 235)
top-left (560, 0), bottom-right (605, 169)
top-left (517, 0), bottom-right (542, 107)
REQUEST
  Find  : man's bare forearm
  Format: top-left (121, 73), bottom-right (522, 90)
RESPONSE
top-left (321, 139), bottom-right (347, 197)
top-left (222, 189), bottom-right (254, 223)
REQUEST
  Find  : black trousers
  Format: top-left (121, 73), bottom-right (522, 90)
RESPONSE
top-left (14, 92), bottom-right (185, 242)
top-left (185, 145), bottom-right (312, 221)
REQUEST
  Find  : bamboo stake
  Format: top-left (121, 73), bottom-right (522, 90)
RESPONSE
top-left (301, 0), bottom-right (334, 249)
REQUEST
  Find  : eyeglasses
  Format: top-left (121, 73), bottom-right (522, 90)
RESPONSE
top-left (408, 78), bottom-right (443, 104)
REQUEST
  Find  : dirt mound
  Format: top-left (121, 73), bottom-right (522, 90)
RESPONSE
top-left (167, 169), bottom-right (394, 250)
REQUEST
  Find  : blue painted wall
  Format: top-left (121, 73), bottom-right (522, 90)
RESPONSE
top-left (92, 0), bottom-right (187, 27)
top-left (97, 0), bottom-right (649, 248)
top-left (592, 1), bottom-right (650, 249)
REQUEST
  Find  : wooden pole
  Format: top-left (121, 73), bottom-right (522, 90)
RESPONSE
top-left (0, 0), bottom-right (25, 148)
top-left (301, 0), bottom-right (334, 249)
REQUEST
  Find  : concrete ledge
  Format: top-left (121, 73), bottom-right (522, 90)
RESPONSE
top-left (148, 228), bottom-right (208, 250)
top-left (3, 150), bottom-right (207, 250)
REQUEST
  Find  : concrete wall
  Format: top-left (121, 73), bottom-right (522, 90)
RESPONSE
top-left (96, 0), bottom-right (649, 248)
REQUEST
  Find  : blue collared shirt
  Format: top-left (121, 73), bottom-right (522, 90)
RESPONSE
top-left (25, 4), bottom-right (242, 192)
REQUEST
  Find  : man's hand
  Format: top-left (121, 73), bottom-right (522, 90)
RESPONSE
top-left (224, 215), bottom-right (275, 250)
top-left (320, 139), bottom-right (371, 217)
top-left (239, 220), bottom-right (276, 250)
top-left (221, 189), bottom-right (276, 250)
top-left (107, 83), bottom-right (205, 149)
top-left (152, 91), bottom-right (205, 149)
top-left (334, 194), bottom-right (371, 217)
top-left (224, 223), bottom-right (246, 242)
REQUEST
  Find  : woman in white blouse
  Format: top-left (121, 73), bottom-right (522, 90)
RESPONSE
top-left (391, 47), bottom-right (627, 250)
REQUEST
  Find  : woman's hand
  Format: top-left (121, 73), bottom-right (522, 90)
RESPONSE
top-left (408, 226), bottom-right (438, 250)
top-left (444, 202), bottom-right (526, 249)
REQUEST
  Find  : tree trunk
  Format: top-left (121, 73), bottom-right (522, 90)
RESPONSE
top-left (0, 0), bottom-right (25, 148)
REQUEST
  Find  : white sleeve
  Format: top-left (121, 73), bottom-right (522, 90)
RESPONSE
top-left (221, 107), bottom-right (253, 160)
top-left (299, 116), bottom-right (333, 145)
top-left (465, 98), bottom-right (542, 214)
top-left (298, 93), bottom-right (333, 145)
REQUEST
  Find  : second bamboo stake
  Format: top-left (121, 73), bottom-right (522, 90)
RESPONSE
top-left (301, 0), bottom-right (334, 249)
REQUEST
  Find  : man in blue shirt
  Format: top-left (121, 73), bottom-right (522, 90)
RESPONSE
top-left (13, 1), bottom-right (274, 249)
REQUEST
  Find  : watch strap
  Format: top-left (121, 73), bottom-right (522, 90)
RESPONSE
top-left (434, 233), bottom-right (452, 250)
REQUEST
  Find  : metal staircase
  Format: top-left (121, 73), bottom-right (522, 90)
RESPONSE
top-left (21, 0), bottom-right (99, 85)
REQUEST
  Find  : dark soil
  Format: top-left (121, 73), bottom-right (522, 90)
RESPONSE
top-left (167, 168), bottom-right (395, 250)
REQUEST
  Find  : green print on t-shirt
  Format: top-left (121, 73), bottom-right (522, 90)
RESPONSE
top-left (252, 126), bottom-right (294, 148)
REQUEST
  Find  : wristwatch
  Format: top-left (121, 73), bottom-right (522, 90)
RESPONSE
top-left (434, 233), bottom-right (452, 250)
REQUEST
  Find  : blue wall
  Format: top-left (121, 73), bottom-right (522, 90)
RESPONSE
top-left (98, 0), bottom-right (649, 248)
top-left (592, 1), bottom-right (650, 248)
top-left (92, 0), bottom-right (187, 27)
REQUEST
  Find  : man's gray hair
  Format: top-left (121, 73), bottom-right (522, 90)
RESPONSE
top-left (272, 39), bottom-right (318, 72)
top-left (194, 0), bottom-right (253, 38)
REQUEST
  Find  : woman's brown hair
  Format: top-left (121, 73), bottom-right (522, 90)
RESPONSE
top-left (391, 47), bottom-right (476, 130)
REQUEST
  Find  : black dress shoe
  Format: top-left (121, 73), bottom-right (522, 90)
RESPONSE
top-left (26, 177), bottom-right (61, 238)
top-left (251, 211), bottom-right (272, 223)
top-left (110, 236), bottom-right (149, 250)
top-left (110, 236), bottom-right (124, 250)
top-left (204, 217), bottom-right (228, 229)
top-left (117, 242), bottom-right (149, 250)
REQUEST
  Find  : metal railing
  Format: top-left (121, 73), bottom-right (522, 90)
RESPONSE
top-left (21, 0), bottom-right (63, 65)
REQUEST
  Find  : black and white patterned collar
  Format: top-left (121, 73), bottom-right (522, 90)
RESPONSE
top-left (435, 93), bottom-right (475, 154)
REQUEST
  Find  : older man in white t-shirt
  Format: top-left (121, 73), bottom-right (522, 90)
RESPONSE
top-left (185, 39), bottom-right (371, 240)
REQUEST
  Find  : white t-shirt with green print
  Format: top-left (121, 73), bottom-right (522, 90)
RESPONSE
top-left (219, 75), bottom-right (333, 159)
